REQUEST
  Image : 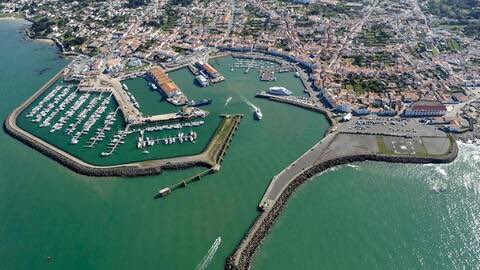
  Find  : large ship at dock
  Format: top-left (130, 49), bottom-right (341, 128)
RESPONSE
top-left (267, 86), bottom-right (292, 96)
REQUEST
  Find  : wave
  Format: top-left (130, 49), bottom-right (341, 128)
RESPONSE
top-left (240, 95), bottom-right (258, 111)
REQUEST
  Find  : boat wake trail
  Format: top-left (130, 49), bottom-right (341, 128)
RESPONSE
top-left (241, 96), bottom-right (258, 111)
top-left (195, 236), bottom-right (222, 270)
top-left (225, 97), bottom-right (232, 106)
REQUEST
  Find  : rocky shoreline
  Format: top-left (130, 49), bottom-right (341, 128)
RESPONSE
top-left (225, 140), bottom-right (458, 270)
top-left (3, 64), bottom-right (220, 178)
top-left (3, 115), bottom-right (212, 177)
top-left (454, 130), bottom-right (480, 144)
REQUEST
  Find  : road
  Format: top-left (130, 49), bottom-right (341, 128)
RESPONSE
top-left (328, 0), bottom-right (379, 70)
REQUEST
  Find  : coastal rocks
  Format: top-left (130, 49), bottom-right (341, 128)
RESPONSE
top-left (5, 100), bottom-right (227, 177)
top-left (4, 114), bottom-right (213, 177)
top-left (3, 64), bottom-right (227, 178)
top-left (225, 140), bottom-right (458, 270)
top-left (454, 131), bottom-right (480, 144)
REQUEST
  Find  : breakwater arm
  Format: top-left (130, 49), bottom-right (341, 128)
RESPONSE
top-left (225, 132), bottom-right (458, 270)
top-left (155, 114), bottom-right (243, 197)
top-left (255, 92), bottom-right (336, 129)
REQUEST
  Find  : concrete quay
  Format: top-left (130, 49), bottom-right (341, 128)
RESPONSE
top-left (255, 92), bottom-right (336, 127)
top-left (231, 52), bottom-right (287, 66)
top-left (97, 74), bottom-right (144, 124)
top-left (77, 75), bottom-right (144, 124)
top-left (226, 132), bottom-right (458, 270)
top-left (295, 66), bottom-right (317, 100)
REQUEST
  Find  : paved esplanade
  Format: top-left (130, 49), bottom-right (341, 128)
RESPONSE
top-left (258, 131), bottom-right (452, 210)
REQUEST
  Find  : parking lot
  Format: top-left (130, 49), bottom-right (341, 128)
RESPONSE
top-left (339, 116), bottom-right (447, 137)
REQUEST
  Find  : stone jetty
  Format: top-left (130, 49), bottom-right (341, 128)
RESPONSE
top-left (225, 132), bottom-right (458, 270)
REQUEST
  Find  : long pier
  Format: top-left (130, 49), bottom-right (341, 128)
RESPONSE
top-left (102, 124), bottom-right (131, 156)
top-left (155, 114), bottom-right (243, 198)
top-left (155, 168), bottom-right (215, 197)
top-left (86, 107), bottom-right (120, 148)
top-left (255, 92), bottom-right (333, 119)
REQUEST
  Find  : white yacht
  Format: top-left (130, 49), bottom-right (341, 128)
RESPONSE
top-left (254, 107), bottom-right (263, 120)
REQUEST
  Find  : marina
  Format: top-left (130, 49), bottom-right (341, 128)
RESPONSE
top-left (1, 21), bottom-right (317, 270)
top-left (101, 125), bottom-right (130, 157)
top-left (15, 56), bottom-right (308, 167)
top-left (136, 129), bottom-right (199, 149)
top-left (230, 57), bottom-right (278, 73)
top-left (129, 120), bottom-right (205, 133)
top-left (86, 108), bottom-right (119, 148)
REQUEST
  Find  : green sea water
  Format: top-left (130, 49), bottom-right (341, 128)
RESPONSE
top-left (0, 20), bottom-right (327, 269)
top-left (2, 19), bottom-right (480, 270)
top-left (254, 147), bottom-right (480, 269)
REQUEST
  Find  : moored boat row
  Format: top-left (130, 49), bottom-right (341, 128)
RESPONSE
top-left (85, 109), bottom-right (118, 148)
top-left (137, 130), bottom-right (198, 149)
top-left (26, 85), bottom-right (64, 118)
top-left (129, 120), bottom-right (205, 133)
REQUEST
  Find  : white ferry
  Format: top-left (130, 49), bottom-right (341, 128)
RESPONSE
top-left (267, 86), bottom-right (292, 96)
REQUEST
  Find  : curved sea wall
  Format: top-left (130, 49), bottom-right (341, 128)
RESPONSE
top-left (5, 63), bottom-right (237, 177)
top-left (225, 142), bottom-right (458, 270)
top-left (3, 66), bottom-right (213, 177)
top-left (4, 116), bottom-right (211, 177)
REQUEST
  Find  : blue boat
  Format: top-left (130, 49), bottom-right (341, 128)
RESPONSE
top-left (188, 99), bottom-right (212, 107)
